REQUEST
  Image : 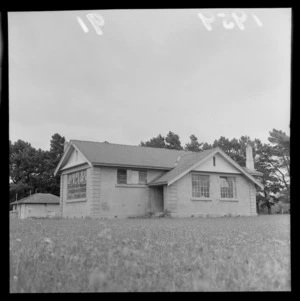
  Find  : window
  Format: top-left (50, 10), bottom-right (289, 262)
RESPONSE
top-left (192, 174), bottom-right (210, 198)
top-left (213, 156), bottom-right (216, 166)
top-left (220, 176), bottom-right (236, 199)
top-left (117, 169), bottom-right (127, 184)
top-left (67, 170), bottom-right (87, 200)
top-left (139, 171), bottom-right (147, 184)
top-left (117, 169), bottom-right (147, 185)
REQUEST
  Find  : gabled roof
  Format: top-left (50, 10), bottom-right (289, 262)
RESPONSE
top-left (54, 140), bottom-right (264, 190)
top-left (149, 147), bottom-right (264, 189)
top-left (10, 193), bottom-right (60, 205)
top-left (148, 148), bottom-right (218, 185)
top-left (55, 140), bottom-right (190, 175)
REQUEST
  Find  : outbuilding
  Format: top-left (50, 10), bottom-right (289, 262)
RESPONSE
top-left (10, 193), bottom-right (60, 219)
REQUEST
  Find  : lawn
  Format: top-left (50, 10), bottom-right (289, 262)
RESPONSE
top-left (10, 215), bottom-right (290, 292)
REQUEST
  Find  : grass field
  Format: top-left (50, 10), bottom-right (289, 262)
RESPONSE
top-left (9, 215), bottom-right (290, 292)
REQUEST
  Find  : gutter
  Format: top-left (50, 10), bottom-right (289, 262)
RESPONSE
top-left (92, 162), bottom-right (173, 171)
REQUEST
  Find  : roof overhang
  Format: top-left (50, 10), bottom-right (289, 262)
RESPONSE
top-left (148, 181), bottom-right (168, 186)
top-left (10, 201), bottom-right (59, 205)
top-left (54, 141), bottom-right (92, 176)
top-left (93, 163), bottom-right (172, 171)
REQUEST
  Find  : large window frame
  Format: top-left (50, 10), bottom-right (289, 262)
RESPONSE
top-left (191, 174), bottom-right (210, 199)
top-left (117, 169), bottom-right (147, 185)
top-left (67, 170), bottom-right (87, 200)
top-left (220, 176), bottom-right (237, 199)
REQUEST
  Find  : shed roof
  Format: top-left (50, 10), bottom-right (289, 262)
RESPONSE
top-left (10, 193), bottom-right (60, 205)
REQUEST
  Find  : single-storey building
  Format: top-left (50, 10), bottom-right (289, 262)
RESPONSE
top-left (54, 140), bottom-right (264, 218)
top-left (10, 193), bottom-right (60, 219)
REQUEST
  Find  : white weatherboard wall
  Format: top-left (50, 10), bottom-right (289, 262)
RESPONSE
top-left (17, 203), bottom-right (59, 219)
top-left (194, 153), bottom-right (242, 174)
top-left (25, 204), bottom-right (60, 218)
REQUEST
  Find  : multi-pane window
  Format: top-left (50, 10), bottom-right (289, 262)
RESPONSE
top-left (192, 174), bottom-right (210, 198)
top-left (138, 171), bottom-right (147, 184)
top-left (220, 176), bottom-right (236, 199)
top-left (67, 170), bottom-right (87, 200)
top-left (117, 169), bottom-right (147, 185)
top-left (117, 169), bottom-right (127, 184)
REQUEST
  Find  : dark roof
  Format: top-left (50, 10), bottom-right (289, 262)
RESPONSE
top-left (56, 140), bottom-right (263, 189)
top-left (149, 148), bottom-right (218, 185)
top-left (10, 193), bottom-right (60, 205)
top-left (71, 140), bottom-right (190, 169)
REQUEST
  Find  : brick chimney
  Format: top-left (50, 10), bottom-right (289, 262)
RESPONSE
top-left (246, 143), bottom-right (254, 170)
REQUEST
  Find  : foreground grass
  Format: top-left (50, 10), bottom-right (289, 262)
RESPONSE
top-left (10, 215), bottom-right (290, 292)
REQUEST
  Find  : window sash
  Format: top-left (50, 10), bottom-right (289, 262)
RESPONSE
top-left (117, 169), bottom-right (147, 185)
top-left (192, 174), bottom-right (210, 198)
top-left (138, 171), bottom-right (147, 184)
top-left (117, 169), bottom-right (127, 184)
top-left (67, 170), bottom-right (87, 200)
top-left (220, 177), bottom-right (236, 198)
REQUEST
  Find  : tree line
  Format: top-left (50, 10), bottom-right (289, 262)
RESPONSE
top-left (9, 133), bottom-right (65, 203)
top-left (9, 129), bottom-right (290, 214)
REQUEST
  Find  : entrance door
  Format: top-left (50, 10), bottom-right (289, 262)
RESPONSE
top-left (151, 186), bottom-right (164, 212)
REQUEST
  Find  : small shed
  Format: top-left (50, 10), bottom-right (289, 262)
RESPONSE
top-left (10, 193), bottom-right (60, 219)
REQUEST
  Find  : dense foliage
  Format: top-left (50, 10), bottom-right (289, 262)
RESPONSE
top-left (9, 134), bottom-right (65, 203)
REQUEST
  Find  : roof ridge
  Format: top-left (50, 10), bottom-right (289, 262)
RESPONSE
top-left (71, 139), bottom-right (198, 153)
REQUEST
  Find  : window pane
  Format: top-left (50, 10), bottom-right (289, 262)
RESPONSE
top-left (117, 169), bottom-right (127, 184)
top-left (220, 177), bottom-right (236, 198)
top-left (192, 174), bottom-right (210, 198)
top-left (139, 171), bottom-right (147, 184)
top-left (67, 170), bottom-right (87, 200)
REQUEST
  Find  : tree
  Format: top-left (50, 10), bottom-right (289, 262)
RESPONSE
top-left (140, 131), bottom-right (183, 150)
top-left (185, 134), bottom-right (203, 152)
top-left (9, 134), bottom-right (66, 204)
top-left (254, 140), bottom-right (288, 214)
top-left (165, 131), bottom-right (183, 150)
top-left (9, 140), bottom-right (39, 185)
top-left (202, 142), bottom-right (213, 150)
top-left (140, 134), bottom-right (166, 148)
top-left (49, 133), bottom-right (65, 160)
top-left (43, 133), bottom-right (66, 196)
top-left (10, 182), bottom-right (33, 205)
top-left (267, 129), bottom-right (290, 189)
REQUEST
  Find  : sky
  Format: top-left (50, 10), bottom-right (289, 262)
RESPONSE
top-left (8, 8), bottom-right (291, 151)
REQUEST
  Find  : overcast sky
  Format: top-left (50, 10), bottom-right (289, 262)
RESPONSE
top-left (9, 8), bottom-right (291, 151)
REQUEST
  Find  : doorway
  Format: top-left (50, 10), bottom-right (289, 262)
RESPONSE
top-left (150, 186), bottom-right (164, 212)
